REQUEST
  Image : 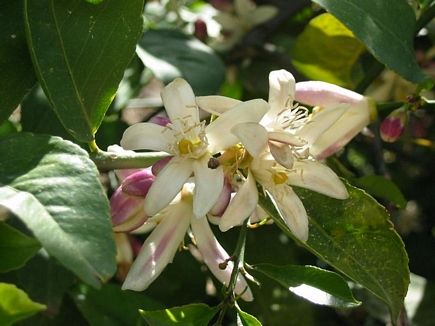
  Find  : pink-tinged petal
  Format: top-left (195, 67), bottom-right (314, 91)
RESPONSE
top-left (219, 169), bottom-right (258, 231)
top-left (161, 78), bottom-right (199, 123)
top-left (120, 123), bottom-right (173, 152)
top-left (122, 202), bottom-right (192, 291)
top-left (267, 185), bottom-right (308, 242)
top-left (264, 70), bottom-right (296, 124)
top-left (122, 169), bottom-right (155, 198)
top-left (269, 140), bottom-right (294, 169)
top-left (149, 116), bottom-right (171, 126)
top-left (196, 96), bottom-right (242, 115)
top-left (296, 104), bottom-right (348, 146)
top-left (144, 157), bottom-right (194, 216)
top-left (267, 130), bottom-right (305, 146)
top-left (192, 155), bottom-right (224, 218)
top-left (206, 99), bottom-right (270, 152)
top-left (289, 160), bottom-right (349, 199)
top-left (110, 187), bottom-right (148, 232)
top-left (151, 156), bottom-right (173, 176)
top-left (190, 214), bottom-right (253, 301)
top-left (231, 122), bottom-right (268, 158)
top-left (209, 177), bottom-right (232, 217)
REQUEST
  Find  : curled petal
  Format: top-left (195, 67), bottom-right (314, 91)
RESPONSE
top-left (267, 130), bottom-right (305, 147)
top-left (267, 185), bottom-right (308, 242)
top-left (122, 202), bottom-right (192, 291)
top-left (209, 177), bottom-right (232, 217)
top-left (231, 122), bottom-right (268, 159)
top-left (144, 157), bottom-right (194, 216)
top-left (161, 78), bottom-right (199, 123)
top-left (196, 96), bottom-right (242, 115)
top-left (191, 214), bottom-right (253, 301)
top-left (289, 160), bottom-right (349, 199)
top-left (219, 169), bottom-right (258, 232)
top-left (206, 99), bottom-right (270, 153)
top-left (192, 155), bottom-right (224, 218)
top-left (120, 123), bottom-right (173, 152)
top-left (268, 141), bottom-right (294, 169)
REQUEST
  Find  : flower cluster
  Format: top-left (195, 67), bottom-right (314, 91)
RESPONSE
top-left (110, 69), bottom-right (375, 297)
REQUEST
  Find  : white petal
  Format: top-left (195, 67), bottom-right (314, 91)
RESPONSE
top-left (144, 157), bottom-right (193, 216)
top-left (289, 160), bottom-right (349, 199)
top-left (248, 6), bottom-right (278, 26)
top-left (196, 96), bottom-right (242, 116)
top-left (120, 123), bottom-right (173, 152)
top-left (192, 155), bottom-right (224, 218)
top-left (268, 140), bottom-right (294, 169)
top-left (161, 78), bottom-right (199, 123)
top-left (231, 122), bottom-right (268, 158)
top-left (264, 70), bottom-right (295, 124)
top-left (122, 202), bottom-right (192, 291)
top-left (267, 185), bottom-right (308, 242)
top-left (219, 169), bottom-right (258, 231)
top-left (296, 104), bottom-right (348, 146)
top-left (267, 130), bottom-right (306, 146)
top-left (206, 99), bottom-right (270, 152)
top-left (191, 215), bottom-right (253, 301)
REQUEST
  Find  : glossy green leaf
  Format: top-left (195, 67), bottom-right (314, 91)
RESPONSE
top-left (70, 283), bottom-right (164, 326)
top-left (140, 303), bottom-right (221, 326)
top-left (0, 133), bottom-right (117, 287)
top-left (24, 0), bottom-right (144, 142)
top-left (137, 29), bottom-right (225, 96)
top-left (312, 0), bottom-right (428, 83)
top-left (258, 181), bottom-right (409, 323)
top-left (252, 264), bottom-right (360, 308)
top-left (236, 305), bottom-right (262, 326)
top-left (292, 13), bottom-right (365, 88)
top-left (0, 0), bottom-right (37, 123)
top-left (352, 175), bottom-right (407, 209)
top-left (0, 222), bottom-right (41, 272)
top-left (0, 283), bottom-right (46, 326)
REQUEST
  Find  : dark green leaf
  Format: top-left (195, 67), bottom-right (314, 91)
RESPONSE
top-left (352, 175), bottom-right (407, 209)
top-left (140, 303), bottom-right (221, 326)
top-left (70, 283), bottom-right (165, 326)
top-left (0, 0), bottom-right (37, 123)
top-left (0, 283), bottom-right (46, 326)
top-left (236, 305), bottom-right (262, 326)
top-left (312, 0), bottom-right (428, 83)
top-left (292, 13), bottom-right (365, 88)
top-left (24, 0), bottom-right (144, 142)
top-left (0, 222), bottom-right (41, 272)
top-left (138, 29), bottom-right (225, 96)
top-left (252, 264), bottom-right (360, 308)
top-left (258, 181), bottom-right (409, 322)
top-left (0, 133), bottom-right (117, 287)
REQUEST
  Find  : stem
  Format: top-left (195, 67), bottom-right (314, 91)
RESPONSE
top-left (89, 150), bottom-right (169, 171)
top-left (415, 2), bottom-right (435, 34)
top-left (214, 217), bottom-right (249, 326)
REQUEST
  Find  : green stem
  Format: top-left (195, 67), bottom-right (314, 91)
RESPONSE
top-left (214, 217), bottom-right (249, 326)
top-left (89, 150), bottom-right (169, 171)
top-left (415, 2), bottom-right (435, 34)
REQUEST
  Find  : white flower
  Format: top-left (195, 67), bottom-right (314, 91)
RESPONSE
top-left (120, 78), bottom-right (269, 217)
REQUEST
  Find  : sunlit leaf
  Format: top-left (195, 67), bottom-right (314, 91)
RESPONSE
top-left (236, 305), bottom-right (262, 326)
top-left (258, 181), bottom-right (409, 322)
top-left (252, 264), bottom-right (360, 308)
top-left (0, 222), bottom-right (41, 272)
top-left (0, 283), bottom-right (46, 326)
top-left (24, 0), bottom-right (144, 142)
top-left (0, 133), bottom-right (117, 287)
top-left (140, 303), bottom-right (221, 326)
top-left (313, 0), bottom-right (428, 83)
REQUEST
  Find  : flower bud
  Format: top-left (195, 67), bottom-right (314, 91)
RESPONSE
top-left (210, 0), bottom-right (232, 11)
top-left (149, 116), bottom-right (170, 127)
top-left (380, 107), bottom-right (408, 142)
top-left (110, 187), bottom-right (148, 232)
top-left (208, 177), bottom-right (232, 218)
top-left (194, 19), bottom-right (208, 42)
top-left (151, 156), bottom-right (173, 176)
top-left (122, 168), bottom-right (155, 198)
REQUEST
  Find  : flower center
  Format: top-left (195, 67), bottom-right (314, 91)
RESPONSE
top-left (273, 171), bottom-right (287, 184)
top-left (178, 139), bottom-right (198, 154)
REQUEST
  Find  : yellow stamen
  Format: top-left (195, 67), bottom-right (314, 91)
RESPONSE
top-left (273, 172), bottom-right (287, 184)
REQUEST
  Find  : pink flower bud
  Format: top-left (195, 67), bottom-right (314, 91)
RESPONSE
top-left (122, 168), bottom-right (155, 197)
top-left (194, 19), bottom-right (208, 42)
top-left (149, 116), bottom-right (171, 127)
top-left (210, 0), bottom-right (232, 10)
top-left (110, 187), bottom-right (148, 232)
top-left (151, 156), bottom-right (173, 176)
top-left (380, 107), bottom-right (408, 142)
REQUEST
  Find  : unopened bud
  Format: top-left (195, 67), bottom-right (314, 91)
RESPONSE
top-left (151, 156), bottom-right (173, 176)
top-left (149, 116), bottom-right (171, 127)
top-left (110, 187), bottom-right (148, 232)
top-left (122, 168), bottom-right (155, 197)
top-left (380, 107), bottom-right (408, 142)
top-left (210, 0), bottom-right (232, 11)
top-left (194, 19), bottom-right (208, 42)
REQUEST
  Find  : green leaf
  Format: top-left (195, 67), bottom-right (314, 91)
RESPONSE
top-left (24, 0), bottom-right (144, 142)
top-left (292, 13), bottom-right (365, 88)
top-left (0, 283), bottom-right (46, 326)
top-left (137, 29), bottom-right (225, 96)
top-left (312, 0), bottom-right (428, 83)
top-left (0, 0), bottom-right (37, 123)
top-left (0, 133), bottom-right (117, 287)
top-left (352, 175), bottom-right (407, 209)
top-left (236, 305), bottom-right (262, 326)
top-left (140, 303), bottom-right (221, 326)
top-left (252, 264), bottom-right (360, 308)
top-left (70, 283), bottom-right (164, 326)
top-left (0, 222), bottom-right (41, 273)
top-left (258, 181), bottom-right (409, 323)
